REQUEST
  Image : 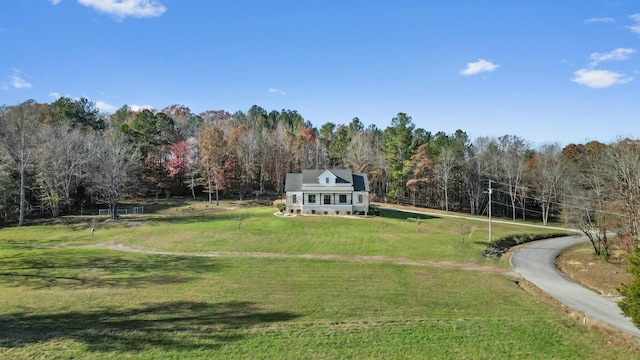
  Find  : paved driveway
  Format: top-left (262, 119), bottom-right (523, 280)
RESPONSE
top-left (379, 206), bottom-right (640, 338)
top-left (510, 235), bottom-right (640, 339)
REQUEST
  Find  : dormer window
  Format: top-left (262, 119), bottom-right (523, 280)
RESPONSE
top-left (325, 177), bottom-right (329, 184)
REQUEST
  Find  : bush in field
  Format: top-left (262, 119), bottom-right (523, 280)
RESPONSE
top-left (368, 205), bottom-right (380, 216)
top-left (274, 199), bottom-right (286, 213)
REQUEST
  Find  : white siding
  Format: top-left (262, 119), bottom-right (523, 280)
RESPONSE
top-left (319, 170), bottom-right (337, 185)
top-left (286, 191), bottom-right (303, 212)
top-left (286, 191), bottom-right (368, 215)
top-left (353, 191), bottom-right (369, 213)
top-left (285, 170), bottom-right (369, 215)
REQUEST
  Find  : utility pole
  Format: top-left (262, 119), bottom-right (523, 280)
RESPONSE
top-left (488, 180), bottom-right (492, 242)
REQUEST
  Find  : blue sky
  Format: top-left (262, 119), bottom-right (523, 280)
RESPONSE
top-left (1, 0), bottom-right (639, 146)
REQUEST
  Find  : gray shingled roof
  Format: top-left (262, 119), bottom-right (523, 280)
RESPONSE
top-left (285, 170), bottom-right (369, 192)
top-left (301, 169), bottom-right (351, 184)
top-left (284, 173), bottom-right (302, 192)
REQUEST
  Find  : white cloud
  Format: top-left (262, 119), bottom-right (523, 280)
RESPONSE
top-left (589, 48), bottom-right (635, 67)
top-left (12, 76), bottom-right (32, 88)
top-left (95, 100), bottom-right (116, 112)
top-left (50, 0), bottom-right (63, 5)
top-left (269, 88), bottom-right (286, 95)
top-left (630, 14), bottom-right (640, 37)
top-left (2, 69), bottom-right (32, 90)
top-left (130, 104), bottom-right (154, 111)
top-left (76, 0), bottom-right (166, 19)
top-left (47, 92), bottom-right (116, 112)
top-left (459, 59), bottom-right (499, 76)
top-left (584, 17), bottom-right (614, 24)
top-left (572, 69), bottom-right (632, 88)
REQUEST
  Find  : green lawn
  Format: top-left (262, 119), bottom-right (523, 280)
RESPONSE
top-left (0, 203), bottom-right (630, 359)
top-left (26, 206), bottom-right (567, 265)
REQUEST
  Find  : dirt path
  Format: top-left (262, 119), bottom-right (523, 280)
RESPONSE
top-left (83, 242), bottom-right (512, 275)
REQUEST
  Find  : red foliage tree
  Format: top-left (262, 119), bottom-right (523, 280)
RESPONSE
top-left (165, 140), bottom-right (191, 177)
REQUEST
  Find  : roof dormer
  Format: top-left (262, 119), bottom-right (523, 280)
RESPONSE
top-left (318, 170), bottom-right (337, 186)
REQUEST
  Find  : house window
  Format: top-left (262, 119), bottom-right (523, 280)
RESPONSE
top-left (339, 194), bottom-right (347, 203)
top-left (292, 195), bottom-right (297, 204)
top-left (325, 177), bottom-right (329, 184)
top-left (324, 195), bottom-right (331, 204)
top-left (358, 194), bottom-right (363, 203)
top-left (308, 194), bottom-right (316, 203)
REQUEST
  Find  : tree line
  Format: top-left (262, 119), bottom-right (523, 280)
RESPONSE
top-left (5, 97), bottom-right (640, 325)
top-left (1, 98), bottom-right (639, 256)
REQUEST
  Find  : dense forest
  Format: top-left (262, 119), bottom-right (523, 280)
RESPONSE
top-left (1, 97), bottom-right (639, 257)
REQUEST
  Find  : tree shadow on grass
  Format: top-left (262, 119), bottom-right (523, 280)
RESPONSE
top-left (378, 208), bottom-right (439, 220)
top-left (0, 301), bottom-right (299, 353)
top-left (0, 237), bottom-right (72, 250)
top-left (0, 248), bottom-right (223, 289)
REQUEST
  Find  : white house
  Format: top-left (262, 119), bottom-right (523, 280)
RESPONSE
top-left (284, 169), bottom-right (370, 215)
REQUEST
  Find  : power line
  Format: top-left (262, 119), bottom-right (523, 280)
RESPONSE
top-left (487, 179), bottom-right (629, 207)
top-left (486, 181), bottom-right (635, 219)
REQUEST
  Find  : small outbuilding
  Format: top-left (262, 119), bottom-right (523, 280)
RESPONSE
top-left (284, 169), bottom-right (370, 215)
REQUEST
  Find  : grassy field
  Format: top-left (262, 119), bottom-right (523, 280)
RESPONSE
top-left (0, 201), bottom-right (635, 359)
top-left (20, 204), bottom-right (567, 265)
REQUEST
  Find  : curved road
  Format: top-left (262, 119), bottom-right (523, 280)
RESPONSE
top-left (511, 235), bottom-right (640, 339)
top-left (380, 207), bottom-right (640, 338)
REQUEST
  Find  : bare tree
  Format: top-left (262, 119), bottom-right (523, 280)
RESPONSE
top-left (0, 100), bottom-right (43, 226)
top-left (462, 142), bottom-right (487, 215)
top-left (197, 125), bottom-right (228, 205)
top-left (269, 122), bottom-right (292, 194)
top-left (345, 127), bottom-right (382, 174)
top-left (605, 139), bottom-right (640, 245)
top-left (563, 184), bottom-right (609, 256)
top-left (228, 125), bottom-right (258, 199)
top-left (496, 135), bottom-right (529, 221)
top-left (0, 143), bottom-right (15, 223)
top-left (561, 141), bottom-right (610, 256)
top-left (469, 136), bottom-right (504, 218)
top-left (434, 146), bottom-right (456, 212)
top-left (184, 139), bottom-right (201, 199)
top-left (257, 128), bottom-right (270, 194)
top-left (34, 123), bottom-right (94, 217)
top-left (530, 143), bottom-right (566, 225)
top-left (89, 134), bottom-right (141, 219)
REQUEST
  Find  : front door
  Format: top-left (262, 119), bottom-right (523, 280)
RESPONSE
top-left (323, 194), bottom-right (331, 204)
